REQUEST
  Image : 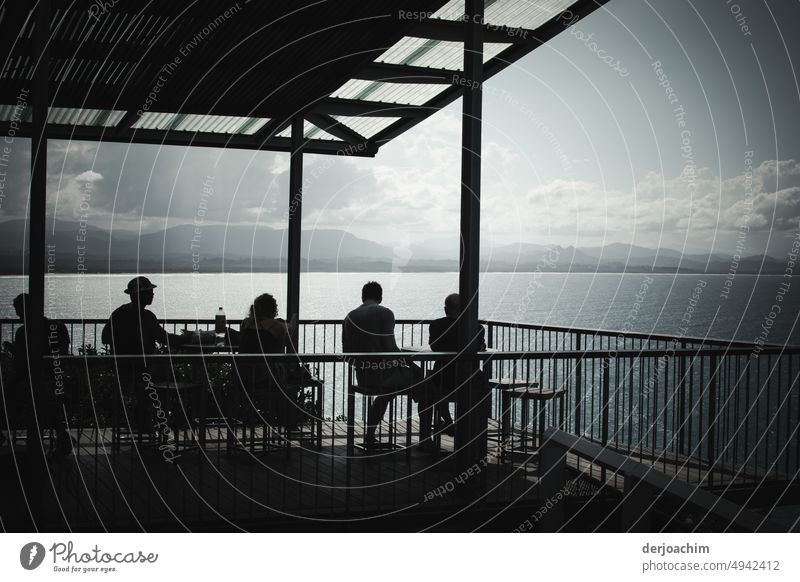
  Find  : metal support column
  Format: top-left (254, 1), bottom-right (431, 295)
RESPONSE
top-left (286, 116), bottom-right (304, 348)
top-left (455, 0), bottom-right (485, 467)
top-left (28, 0), bottom-right (50, 524)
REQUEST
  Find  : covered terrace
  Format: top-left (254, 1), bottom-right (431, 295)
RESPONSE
top-left (0, 0), bottom-right (797, 531)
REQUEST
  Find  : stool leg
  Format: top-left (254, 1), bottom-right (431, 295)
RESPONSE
top-left (500, 391), bottom-right (511, 450)
top-left (346, 387), bottom-right (355, 456)
top-left (520, 398), bottom-right (529, 453)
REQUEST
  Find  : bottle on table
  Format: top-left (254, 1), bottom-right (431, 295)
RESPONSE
top-left (215, 306), bottom-right (226, 346)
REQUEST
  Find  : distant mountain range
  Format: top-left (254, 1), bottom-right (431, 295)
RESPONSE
top-left (0, 219), bottom-right (785, 274)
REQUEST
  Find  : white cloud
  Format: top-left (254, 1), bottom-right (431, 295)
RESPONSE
top-left (74, 170), bottom-right (104, 182)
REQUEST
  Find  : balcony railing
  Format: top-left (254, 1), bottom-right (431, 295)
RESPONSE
top-left (1, 318), bottom-right (797, 529)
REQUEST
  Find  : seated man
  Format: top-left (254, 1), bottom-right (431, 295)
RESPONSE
top-left (342, 281), bottom-right (423, 450)
top-left (428, 293), bottom-right (487, 440)
top-left (102, 276), bottom-right (187, 356)
top-left (1, 293), bottom-right (72, 455)
top-left (101, 277), bottom-right (189, 434)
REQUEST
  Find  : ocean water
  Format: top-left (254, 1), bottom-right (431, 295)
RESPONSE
top-left (0, 272), bottom-right (797, 345)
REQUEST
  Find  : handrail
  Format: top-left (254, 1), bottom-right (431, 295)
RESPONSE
top-left (47, 344), bottom-right (799, 362)
top-left (478, 319), bottom-right (790, 349)
top-left (4, 317), bottom-right (792, 350)
top-left (538, 427), bottom-right (784, 532)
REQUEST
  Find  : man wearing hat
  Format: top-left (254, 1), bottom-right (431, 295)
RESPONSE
top-left (102, 276), bottom-right (187, 354)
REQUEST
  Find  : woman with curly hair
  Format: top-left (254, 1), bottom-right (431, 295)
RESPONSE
top-left (237, 293), bottom-right (299, 430)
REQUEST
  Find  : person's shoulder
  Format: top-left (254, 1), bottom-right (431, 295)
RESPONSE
top-left (374, 304), bottom-right (395, 317)
top-left (110, 302), bottom-right (133, 316)
top-left (429, 316), bottom-right (451, 332)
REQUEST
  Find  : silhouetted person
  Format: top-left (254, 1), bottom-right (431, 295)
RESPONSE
top-left (238, 293), bottom-right (299, 428)
top-left (428, 294), bottom-right (488, 445)
top-left (343, 281), bottom-right (423, 450)
top-left (101, 277), bottom-right (186, 355)
top-left (101, 277), bottom-right (187, 438)
top-left (1, 294), bottom-right (72, 456)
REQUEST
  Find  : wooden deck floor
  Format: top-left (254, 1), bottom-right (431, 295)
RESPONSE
top-left (1, 420), bottom-right (782, 531)
top-left (2, 420), bottom-right (542, 530)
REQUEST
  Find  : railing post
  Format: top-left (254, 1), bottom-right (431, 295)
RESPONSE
top-left (538, 437), bottom-right (567, 532)
top-left (601, 356), bottom-right (610, 483)
top-left (677, 341), bottom-right (687, 456)
top-left (574, 333), bottom-right (582, 435)
top-left (602, 356), bottom-right (610, 447)
top-left (707, 354), bottom-right (718, 488)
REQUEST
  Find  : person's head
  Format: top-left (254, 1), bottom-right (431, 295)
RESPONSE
top-left (249, 293), bottom-right (278, 320)
top-left (444, 293), bottom-right (461, 318)
top-left (12, 293), bottom-right (28, 320)
top-left (361, 281), bottom-right (382, 304)
top-left (124, 276), bottom-right (157, 306)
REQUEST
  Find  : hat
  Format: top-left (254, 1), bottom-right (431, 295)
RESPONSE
top-left (124, 276), bottom-right (157, 295)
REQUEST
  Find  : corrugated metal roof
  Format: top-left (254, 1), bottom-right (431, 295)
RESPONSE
top-left (0, 0), bottom-right (604, 154)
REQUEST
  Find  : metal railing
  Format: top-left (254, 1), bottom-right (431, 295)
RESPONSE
top-left (2, 318), bottom-right (798, 528)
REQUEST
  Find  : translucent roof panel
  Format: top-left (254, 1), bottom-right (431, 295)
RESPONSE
top-left (277, 120), bottom-right (338, 141)
top-left (433, 0), bottom-right (575, 29)
top-left (331, 80), bottom-right (447, 106)
top-left (332, 116), bottom-right (402, 139)
top-left (0, 104), bottom-right (31, 123)
top-left (133, 112), bottom-right (269, 134)
top-left (377, 39), bottom-right (511, 72)
top-left (1, 106), bottom-right (126, 126)
top-left (132, 112), bottom-right (178, 131)
top-left (47, 108), bottom-right (127, 127)
top-left (173, 114), bottom-right (270, 135)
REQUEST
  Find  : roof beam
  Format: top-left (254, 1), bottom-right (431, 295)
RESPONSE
top-left (0, 122), bottom-right (378, 156)
top-left (306, 113), bottom-right (368, 145)
top-left (352, 62), bottom-right (457, 84)
top-left (408, 18), bottom-right (537, 44)
top-left (253, 117), bottom-right (291, 145)
top-left (371, 0), bottom-right (610, 147)
top-left (113, 110), bottom-right (141, 136)
top-left (312, 97), bottom-right (429, 118)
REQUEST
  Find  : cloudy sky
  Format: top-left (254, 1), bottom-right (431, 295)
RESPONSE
top-left (2, 0), bottom-right (799, 258)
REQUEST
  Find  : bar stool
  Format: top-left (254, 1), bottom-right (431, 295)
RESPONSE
top-left (346, 379), bottom-right (412, 457)
top-left (487, 378), bottom-right (538, 446)
top-left (489, 378), bottom-right (565, 459)
top-left (286, 374), bottom-right (324, 450)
